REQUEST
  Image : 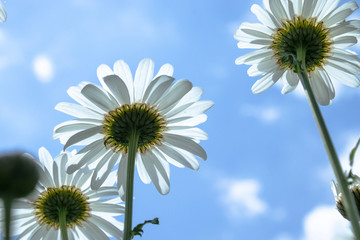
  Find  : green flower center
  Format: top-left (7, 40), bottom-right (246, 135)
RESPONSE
top-left (270, 16), bottom-right (333, 72)
top-left (103, 103), bottom-right (166, 153)
top-left (33, 185), bottom-right (90, 229)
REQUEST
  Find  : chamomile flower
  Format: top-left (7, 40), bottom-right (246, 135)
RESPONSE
top-left (235, 0), bottom-right (360, 105)
top-left (2, 147), bottom-right (124, 239)
top-left (53, 58), bottom-right (213, 195)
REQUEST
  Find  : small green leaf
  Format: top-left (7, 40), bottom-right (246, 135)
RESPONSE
top-left (131, 217), bottom-right (159, 239)
top-left (349, 138), bottom-right (360, 169)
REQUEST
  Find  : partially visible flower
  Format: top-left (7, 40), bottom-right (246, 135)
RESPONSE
top-left (234, 0), bottom-right (360, 105)
top-left (332, 178), bottom-right (360, 220)
top-left (0, 1), bottom-right (6, 22)
top-left (53, 58), bottom-right (213, 195)
top-left (1, 147), bottom-right (124, 239)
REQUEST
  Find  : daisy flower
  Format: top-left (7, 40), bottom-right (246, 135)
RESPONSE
top-left (0, 1), bottom-right (6, 22)
top-left (2, 147), bottom-right (124, 240)
top-left (332, 178), bottom-right (360, 220)
top-left (235, 0), bottom-right (360, 105)
top-left (53, 58), bottom-right (213, 195)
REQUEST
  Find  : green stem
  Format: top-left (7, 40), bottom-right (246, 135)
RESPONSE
top-left (59, 207), bottom-right (69, 240)
top-left (123, 130), bottom-right (139, 240)
top-left (296, 48), bottom-right (360, 239)
top-left (3, 197), bottom-right (12, 240)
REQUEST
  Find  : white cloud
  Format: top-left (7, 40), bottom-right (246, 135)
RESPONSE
top-left (33, 55), bottom-right (54, 83)
top-left (301, 205), bottom-right (352, 240)
top-left (240, 104), bottom-right (281, 123)
top-left (217, 178), bottom-right (267, 218)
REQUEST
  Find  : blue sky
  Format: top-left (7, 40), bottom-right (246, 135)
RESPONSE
top-left (1, 0), bottom-right (360, 239)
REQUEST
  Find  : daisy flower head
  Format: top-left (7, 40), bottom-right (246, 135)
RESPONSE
top-left (332, 178), bottom-right (360, 220)
top-left (3, 147), bottom-right (124, 240)
top-left (235, 0), bottom-right (360, 105)
top-left (53, 58), bottom-right (213, 195)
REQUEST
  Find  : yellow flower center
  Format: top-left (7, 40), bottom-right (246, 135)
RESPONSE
top-left (102, 103), bottom-right (166, 153)
top-left (270, 16), bottom-right (333, 72)
top-left (33, 185), bottom-right (90, 229)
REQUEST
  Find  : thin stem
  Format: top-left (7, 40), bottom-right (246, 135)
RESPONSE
top-left (123, 130), bottom-right (139, 240)
top-left (59, 207), bottom-right (69, 240)
top-left (296, 48), bottom-right (360, 239)
top-left (3, 197), bottom-right (12, 240)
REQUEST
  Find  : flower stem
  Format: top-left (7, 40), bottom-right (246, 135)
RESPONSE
top-left (123, 130), bottom-right (140, 240)
top-left (3, 197), bottom-right (12, 240)
top-left (296, 48), bottom-right (360, 239)
top-left (59, 207), bottom-right (69, 240)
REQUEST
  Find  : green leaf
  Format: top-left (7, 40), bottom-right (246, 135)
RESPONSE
top-left (131, 217), bottom-right (159, 239)
top-left (349, 138), bottom-right (360, 169)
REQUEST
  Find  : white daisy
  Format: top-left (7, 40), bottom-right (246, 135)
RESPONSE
top-left (235, 0), bottom-right (360, 105)
top-left (53, 58), bottom-right (213, 195)
top-left (2, 147), bottom-right (124, 240)
top-left (0, 1), bottom-right (6, 22)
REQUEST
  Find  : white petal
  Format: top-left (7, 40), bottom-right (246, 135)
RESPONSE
top-left (323, 1), bottom-right (358, 27)
top-left (285, 69), bottom-right (299, 86)
top-left (67, 140), bottom-right (106, 173)
top-left (309, 70), bottom-right (333, 105)
top-left (136, 154), bottom-right (151, 184)
top-left (167, 114), bottom-right (208, 127)
top-left (333, 36), bottom-right (358, 48)
top-left (154, 63), bottom-right (174, 78)
top-left (247, 58), bottom-right (278, 77)
top-left (235, 48), bottom-right (274, 65)
top-left (324, 64), bottom-right (360, 87)
top-left (166, 127), bottom-right (208, 140)
top-left (142, 151), bottom-right (170, 195)
top-left (55, 102), bottom-right (103, 119)
top-left (312, 0), bottom-right (327, 17)
top-left (113, 60), bottom-right (134, 102)
top-left (117, 154), bottom-right (128, 198)
top-left (91, 202), bottom-right (124, 214)
top-left (30, 225), bottom-right (48, 240)
top-left (302, 0), bottom-right (317, 18)
top-left (64, 125), bottom-right (103, 150)
top-left (167, 100), bottom-right (214, 119)
top-left (142, 75), bottom-right (175, 104)
top-left (317, 0), bottom-right (341, 21)
top-left (67, 83), bottom-right (106, 114)
top-left (234, 22), bottom-right (273, 41)
top-left (327, 57), bottom-right (360, 75)
top-left (269, 0), bottom-right (290, 21)
top-left (0, 2), bottom-right (6, 22)
top-left (251, 71), bottom-right (284, 94)
top-left (89, 215), bottom-right (123, 239)
top-left (164, 87), bottom-right (204, 117)
top-left (103, 74), bottom-right (131, 105)
top-left (81, 84), bottom-right (118, 112)
top-left (97, 64), bottom-right (114, 90)
top-left (250, 4), bottom-right (278, 29)
top-left (163, 133), bottom-right (207, 160)
top-left (91, 151), bottom-right (118, 190)
top-left (53, 119), bottom-right (102, 140)
top-left (82, 221), bottom-right (109, 240)
top-left (134, 58), bottom-right (155, 101)
top-left (157, 144), bottom-right (200, 170)
top-left (157, 79), bottom-right (192, 111)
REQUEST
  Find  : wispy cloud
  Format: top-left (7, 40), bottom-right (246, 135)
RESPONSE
top-left (216, 178), bottom-right (267, 218)
top-left (240, 104), bottom-right (281, 123)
